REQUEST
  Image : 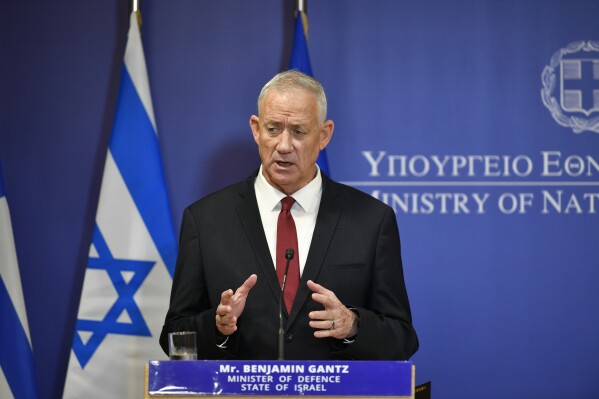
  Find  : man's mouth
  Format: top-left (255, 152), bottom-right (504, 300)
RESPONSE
top-left (275, 161), bottom-right (293, 167)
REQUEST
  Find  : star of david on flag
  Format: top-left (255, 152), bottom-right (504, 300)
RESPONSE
top-left (63, 10), bottom-right (177, 399)
top-left (70, 224), bottom-right (155, 368)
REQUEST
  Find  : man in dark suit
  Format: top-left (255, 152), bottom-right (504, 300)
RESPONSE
top-left (159, 70), bottom-right (418, 360)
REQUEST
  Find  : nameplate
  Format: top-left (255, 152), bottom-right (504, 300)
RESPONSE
top-left (148, 360), bottom-right (412, 396)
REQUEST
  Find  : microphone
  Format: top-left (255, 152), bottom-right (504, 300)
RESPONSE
top-left (278, 248), bottom-right (294, 360)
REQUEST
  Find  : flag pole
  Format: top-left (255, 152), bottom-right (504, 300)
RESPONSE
top-left (296, 0), bottom-right (309, 39)
top-left (132, 0), bottom-right (142, 29)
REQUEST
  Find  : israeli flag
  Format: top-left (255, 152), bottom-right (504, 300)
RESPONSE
top-left (0, 164), bottom-right (40, 399)
top-left (288, 6), bottom-right (331, 176)
top-left (63, 11), bottom-right (177, 398)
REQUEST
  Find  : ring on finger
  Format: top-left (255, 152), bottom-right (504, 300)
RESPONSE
top-left (329, 320), bottom-right (335, 330)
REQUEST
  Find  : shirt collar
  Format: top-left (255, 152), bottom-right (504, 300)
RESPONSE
top-left (255, 165), bottom-right (322, 212)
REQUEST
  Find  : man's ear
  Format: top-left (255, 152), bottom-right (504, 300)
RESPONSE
top-left (319, 120), bottom-right (334, 150)
top-left (249, 115), bottom-right (260, 144)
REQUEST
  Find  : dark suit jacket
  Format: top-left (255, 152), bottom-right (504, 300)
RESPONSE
top-left (159, 171), bottom-right (418, 360)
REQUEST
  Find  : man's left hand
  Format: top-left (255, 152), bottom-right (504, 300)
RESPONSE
top-left (307, 280), bottom-right (358, 340)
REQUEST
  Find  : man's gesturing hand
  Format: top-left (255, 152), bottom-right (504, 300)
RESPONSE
top-left (307, 280), bottom-right (358, 340)
top-left (215, 274), bottom-right (258, 336)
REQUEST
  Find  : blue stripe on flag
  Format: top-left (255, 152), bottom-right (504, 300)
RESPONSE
top-left (0, 278), bottom-right (39, 399)
top-left (108, 67), bottom-right (177, 276)
top-left (288, 12), bottom-right (330, 176)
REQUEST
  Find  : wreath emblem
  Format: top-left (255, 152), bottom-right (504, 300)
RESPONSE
top-left (541, 40), bottom-right (599, 134)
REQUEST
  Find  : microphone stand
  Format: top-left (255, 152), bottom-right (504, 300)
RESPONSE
top-left (278, 248), bottom-right (294, 360)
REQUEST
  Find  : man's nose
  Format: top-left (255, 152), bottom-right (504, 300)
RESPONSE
top-left (276, 130), bottom-right (293, 153)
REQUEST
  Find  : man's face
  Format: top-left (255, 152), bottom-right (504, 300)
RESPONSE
top-left (250, 88), bottom-right (333, 194)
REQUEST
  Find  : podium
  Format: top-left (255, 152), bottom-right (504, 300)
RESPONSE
top-left (145, 360), bottom-right (415, 398)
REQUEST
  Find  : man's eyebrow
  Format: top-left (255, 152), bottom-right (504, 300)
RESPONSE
top-left (288, 123), bottom-right (307, 130)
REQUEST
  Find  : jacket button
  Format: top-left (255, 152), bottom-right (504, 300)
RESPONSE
top-left (285, 333), bottom-right (294, 342)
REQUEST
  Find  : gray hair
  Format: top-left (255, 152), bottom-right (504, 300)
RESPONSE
top-left (257, 70), bottom-right (328, 124)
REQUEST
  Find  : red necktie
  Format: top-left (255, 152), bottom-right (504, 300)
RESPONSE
top-left (276, 196), bottom-right (300, 314)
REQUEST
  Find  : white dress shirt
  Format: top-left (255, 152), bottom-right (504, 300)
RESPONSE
top-left (254, 165), bottom-right (323, 276)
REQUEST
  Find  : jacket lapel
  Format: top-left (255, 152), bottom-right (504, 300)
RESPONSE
top-left (288, 174), bottom-right (341, 326)
top-left (235, 175), bottom-right (282, 305)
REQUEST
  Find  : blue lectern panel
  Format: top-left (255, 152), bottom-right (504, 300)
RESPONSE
top-left (148, 360), bottom-right (412, 396)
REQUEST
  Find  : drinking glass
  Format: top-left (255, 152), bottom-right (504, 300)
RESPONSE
top-left (168, 331), bottom-right (197, 360)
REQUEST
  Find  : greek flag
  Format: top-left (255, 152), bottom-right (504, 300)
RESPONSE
top-left (0, 164), bottom-right (39, 399)
top-left (289, 6), bottom-right (330, 176)
top-left (63, 11), bottom-right (177, 398)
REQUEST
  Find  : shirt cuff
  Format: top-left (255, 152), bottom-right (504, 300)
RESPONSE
top-left (216, 335), bottom-right (230, 349)
top-left (343, 307), bottom-right (360, 344)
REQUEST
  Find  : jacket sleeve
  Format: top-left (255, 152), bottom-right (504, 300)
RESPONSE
top-left (334, 206), bottom-right (419, 360)
top-left (159, 207), bottom-right (238, 359)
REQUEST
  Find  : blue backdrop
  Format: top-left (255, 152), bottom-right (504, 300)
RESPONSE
top-left (1, 1), bottom-right (598, 398)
